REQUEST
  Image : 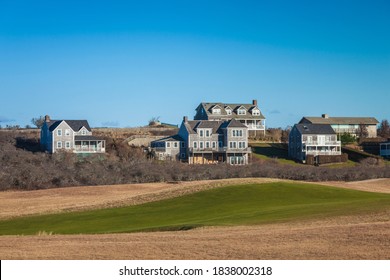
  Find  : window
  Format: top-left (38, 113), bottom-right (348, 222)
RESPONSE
top-left (205, 130), bottom-right (210, 137)
top-left (199, 130), bottom-right (204, 137)
top-left (238, 108), bottom-right (246, 115)
top-left (212, 108), bottom-right (221, 114)
top-left (181, 142), bottom-right (185, 148)
top-left (193, 142), bottom-right (198, 149)
top-left (232, 130), bottom-right (243, 137)
top-left (181, 153), bottom-right (186, 158)
top-left (81, 129), bottom-right (87, 135)
top-left (199, 141), bottom-right (204, 149)
top-left (212, 142), bottom-right (216, 149)
top-left (205, 141), bottom-right (210, 148)
top-left (65, 129), bottom-right (71, 136)
top-left (252, 109), bottom-right (260, 116)
top-left (230, 156), bottom-right (245, 165)
top-left (57, 141), bottom-right (62, 149)
top-left (57, 129), bottom-right (62, 136)
top-left (166, 142), bottom-right (171, 148)
top-left (65, 141), bottom-right (71, 149)
top-left (229, 142), bottom-right (237, 149)
top-left (239, 142), bottom-right (246, 149)
top-left (226, 109), bottom-right (232, 115)
top-left (174, 142), bottom-right (178, 148)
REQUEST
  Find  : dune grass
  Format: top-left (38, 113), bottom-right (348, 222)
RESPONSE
top-left (1, 182), bottom-right (390, 235)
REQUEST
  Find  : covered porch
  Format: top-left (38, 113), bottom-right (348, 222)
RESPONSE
top-left (74, 136), bottom-right (106, 153)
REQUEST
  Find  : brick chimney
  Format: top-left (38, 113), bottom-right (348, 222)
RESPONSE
top-left (183, 116), bottom-right (188, 123)
top-left (252, 99), bottom-right (258, 106)
top-left (45, 115), bottom-right (51, 122)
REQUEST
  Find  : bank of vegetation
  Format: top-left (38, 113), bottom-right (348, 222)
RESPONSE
top-left (0, 130), bottom-right (389, 191)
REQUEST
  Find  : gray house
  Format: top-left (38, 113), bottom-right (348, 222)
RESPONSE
top-left (194, 99), bottom-right (266, 137)
top-left (299, 114), bottom-right (379, 138)
top-left (40, 115), bottom-right (105, 154)
top-left (288, 124), bottom-right (341, 162)
top-left (151, 116), bottom-right (251, 165)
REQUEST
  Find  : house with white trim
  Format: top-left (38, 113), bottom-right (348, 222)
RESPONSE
top-left (40, 115), bottom-right (105, 153)
top-left (151, 116), bottom-right (251, 165)
top-left (194, 99), bottom-right (266, 137)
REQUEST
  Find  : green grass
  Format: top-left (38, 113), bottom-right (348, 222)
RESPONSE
top-left (250, 143), bottom-right (298, 165)
top-left (1, 182), bottom-right (390, 235)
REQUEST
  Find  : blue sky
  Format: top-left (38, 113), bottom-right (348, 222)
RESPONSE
top-left (0, 0), bottom-right (389, 128)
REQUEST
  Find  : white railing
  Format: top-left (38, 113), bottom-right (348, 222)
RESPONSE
top-left (303, 141), bottom-right (341, 146)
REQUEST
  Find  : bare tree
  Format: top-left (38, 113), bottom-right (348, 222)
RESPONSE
top-left (31, 116), bottom-right (45, 128)
top-left (378, 119), bottom-right (390, 138)
top-left (357, 123), bottom-right (368, 139)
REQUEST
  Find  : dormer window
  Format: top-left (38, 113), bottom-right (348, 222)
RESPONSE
top-left (199, 129), bottom-right (204, 137)
top-left (212, 108), bottom-right (221, 115)
top-left (225, 106), bottom-right (232, 115)
top-left (82, 130), bottom-right (86, 135)
top-left (252, 109), bottom-right (260, 116)
top-left (238, 108), bottom-right (246, 115)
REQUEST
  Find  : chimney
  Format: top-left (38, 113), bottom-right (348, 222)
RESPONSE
top-left (45, 115), bottom-right (51, 122)
top-left (183, 116), bottom-right (188, 123)
top-left (322, 114), bottom-right (329, 119)
top-left (252, 99), bottom-right (258, 106)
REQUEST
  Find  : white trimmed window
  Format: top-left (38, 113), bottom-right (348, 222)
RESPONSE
top-left (205, 130), bottom-right (210, 137)
top-left (205, 141), bottom-right (210, 148)
top-left (238, 108), bottom-right (246, 115)
top-left (81, 129), bottom-right (87, 135)
top-left (212, 142), bottom-right (216, 149)
top-left (226, 109), bottom-right (232, 115)
top-left (57, 129), bottom-right (62, 136)
top-left (199, 130), bottom-right (204, 137)
top-left (174, 142), bottom-right (178, 148)
top-left (232, 129), bottom-right (243, 137)
top-left (239, 142), bottom-right (246, 149)
top-left (65, 141), bottom-right (71, 149)
top-left (199, 141), bottom-right (204, 149)
top-left (252, 109), bottom-right (260, 116)
top-left (212, 108), bottom-right (221, 114)
top-left (166, 142), bottom-right (171, 148)
top-left (57, 141), bottom-right (62, 149)
top-left (229, 142), bottom-right (237, 149)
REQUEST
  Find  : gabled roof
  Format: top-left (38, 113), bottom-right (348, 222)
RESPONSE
top-left (197, 102), bottom-right (266, 120)
top-left (300, 116), bottom-right (379, 125)
top-left (151, 134), bottom-right (184, 143)
top-left (294, 124), bottom-right (336, 135)
top-left (74, 135), bottom-right (105, 141)
top-left (226, 118), bottom-right (247, 128)
top-left (48, 120), bottom-right (92, 132)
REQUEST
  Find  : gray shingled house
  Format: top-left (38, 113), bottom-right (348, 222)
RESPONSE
top-left (40, 115), bottom-right (105, 153)
top-left (194, 99), bottom-right (266, 137)
top-left (288, 123), bottom-right (341, 162)
top-left (151, 116), bottom-right (251, 165)
top-left (299, 114), bottom-right (379, 138)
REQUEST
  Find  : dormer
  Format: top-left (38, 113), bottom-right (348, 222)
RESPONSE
top-left (78, 126), bottom-right (90, 135)
top-left (236, 106), bottom-right (247, 116)
top-left (211, 105), bottom-right (222, 115)
top-left (225, 106), bottom-right (232, 115)
top-left (251, 106), bottom-right (261, 116)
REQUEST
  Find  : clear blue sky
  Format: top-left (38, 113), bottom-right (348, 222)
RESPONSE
top-left (0, 0), bottom-right (389, 128)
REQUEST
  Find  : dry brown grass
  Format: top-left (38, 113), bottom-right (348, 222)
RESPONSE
top-left (1, 178), bottom-right (389, 260)
top-left (1, 212), bottom-right (389, 260)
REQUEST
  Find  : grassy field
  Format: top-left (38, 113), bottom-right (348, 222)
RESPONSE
top-left (1, 182), bottom-right (390, 235)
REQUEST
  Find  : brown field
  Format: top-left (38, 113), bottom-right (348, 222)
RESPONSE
top-left (0, 178), bottom-right (389, 259)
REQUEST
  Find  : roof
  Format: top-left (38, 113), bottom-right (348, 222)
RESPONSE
top-left (294, 124), bottom-right (336, 135)
top-left (197, 102), bottom-right (266, 120)
top-left (300, 116), bottom-right (379, 125)
top-left (74, 135), bottom-right (105, 141)
top-left (226, 118), bottom-right (247, 128)
top-left (151, 134), bottom-right (184, 143)
top-left (48, 120), bottom-right (92, 132)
